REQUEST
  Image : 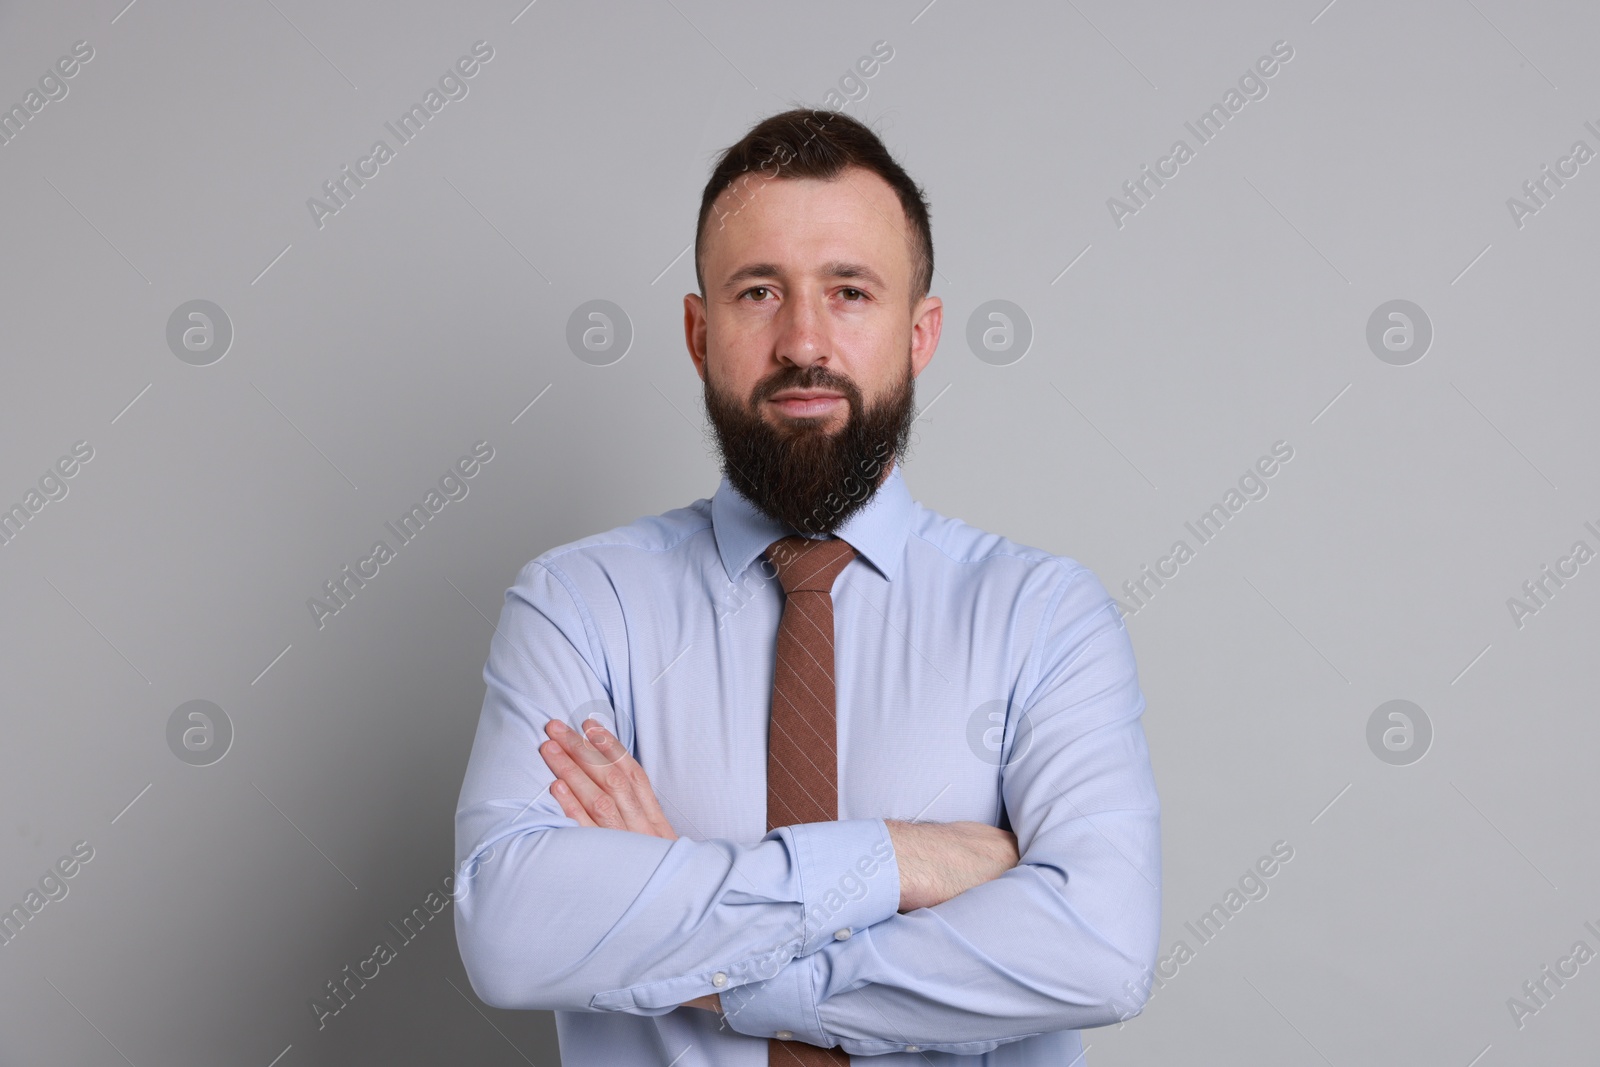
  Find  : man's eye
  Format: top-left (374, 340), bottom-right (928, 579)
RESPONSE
top-left (742, 287), bottom-right (772, 301)
top-left (840, 288), bottom-right (866, 301)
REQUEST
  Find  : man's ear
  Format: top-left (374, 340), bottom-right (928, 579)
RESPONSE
top-left (910, 294), bottom-right (943, 379)
top-left (684, 292), bottom-right (708, 381)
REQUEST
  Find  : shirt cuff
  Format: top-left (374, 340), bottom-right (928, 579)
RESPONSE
top-left (784, 817), bottom-right (900, 955)
top-left (718, 949), bottom-right (827, 1044)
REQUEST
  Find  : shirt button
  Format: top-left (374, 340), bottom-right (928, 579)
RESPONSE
top-left (905, 1046), bottom-right (920, 1053)
top-left (711, 972), bottom-right (728, 987)
top-left (775, 1030), bottom-right (793, 1040)
top-left (833, 927), bottom-right (851, 940)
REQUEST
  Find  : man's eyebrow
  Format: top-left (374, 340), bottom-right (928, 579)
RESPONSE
top-left (721, 263), bottom-right (783, 291)
top-left (821, 261), bottom-right (888, 290)
top-left (719, 261), bottom-right (889, 292)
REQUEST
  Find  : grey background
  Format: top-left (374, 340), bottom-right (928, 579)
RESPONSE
top-left (2, 0), bottom-right (1595, 1063)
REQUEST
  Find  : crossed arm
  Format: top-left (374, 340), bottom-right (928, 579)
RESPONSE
top-left (455, 559), bottom-right (1160, 1054)
top-left (537, 716), bottom-right (1022, 1014)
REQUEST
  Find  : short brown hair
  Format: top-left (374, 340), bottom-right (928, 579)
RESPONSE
top-left (694, 108), bottom-right (934, 305)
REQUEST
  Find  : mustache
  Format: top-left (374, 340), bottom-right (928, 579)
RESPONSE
top-left (749, 365), bottom-right (863, 407)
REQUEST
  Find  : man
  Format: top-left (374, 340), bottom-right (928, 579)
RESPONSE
top-left (455, 109), bottom-right (1161, 1065)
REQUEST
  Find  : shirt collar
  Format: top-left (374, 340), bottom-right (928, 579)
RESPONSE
top-left (710, 463), bottom-right (914, 584)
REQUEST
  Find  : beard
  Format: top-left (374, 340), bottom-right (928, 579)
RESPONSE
top-left (703, 355), bottom-right (915, 536)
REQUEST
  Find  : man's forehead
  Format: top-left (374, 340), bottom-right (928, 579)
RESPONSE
top-left (705, 167), bottom-right (910, 280)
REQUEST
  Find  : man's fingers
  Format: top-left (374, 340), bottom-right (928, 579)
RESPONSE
top-left (544, 720), bottom-right (620, 789)
top-left (580, 721), bottom-right (678, 840)
top-left (541, 738), bottom-right (623, 828)
top-left (585, 726), bottom-right (678, 844)
top-left (539, 718), bottom-right (677, 839)
top-left (542, 748), bottom-right (598, 827)
top-left (578, 722), bottom-right (651, 829)
top-left (549, 776), bottom-right (599, 828)
top-left (541, 719), bottom-right (664, 836)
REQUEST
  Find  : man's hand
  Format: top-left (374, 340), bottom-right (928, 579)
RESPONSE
top-left (886, 820), bottom-right (1019, 912)
top-left (539, 719), bottom-right (678, 840)
top-left (542, 721), bottom-right (715, 1016)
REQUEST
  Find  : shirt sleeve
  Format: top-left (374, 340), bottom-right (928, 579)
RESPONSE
top-left (453, 559), bottom-right (902, 1014)
top-left (719, 565), bottom-right (1162, 1056)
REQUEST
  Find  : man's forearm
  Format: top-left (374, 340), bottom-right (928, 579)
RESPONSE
top-left (454, 818), bottom-right (900, 1013)
top-left (719, 803), bottom-right (1160, 1055)
top-left (678, 820), bottom-right (1013, 1015)
top-left (885, 819), bottom-right (1018, 912)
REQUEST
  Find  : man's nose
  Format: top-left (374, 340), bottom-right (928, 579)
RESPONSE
top-left (774, 292), bottom-right (831, 368)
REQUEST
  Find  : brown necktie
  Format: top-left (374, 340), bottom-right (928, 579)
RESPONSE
top-left (764, 534), bottom-right (857, 1066)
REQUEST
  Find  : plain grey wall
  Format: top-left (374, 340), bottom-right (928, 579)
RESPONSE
top-left (2, 0), bottom-right (1596, 1063)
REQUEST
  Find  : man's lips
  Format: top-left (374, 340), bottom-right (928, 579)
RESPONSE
top-left (767, 390), bottom-right (845, 417)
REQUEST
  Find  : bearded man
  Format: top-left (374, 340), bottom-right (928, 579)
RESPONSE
top-left (454, 108), bottom-right (1161, 1066)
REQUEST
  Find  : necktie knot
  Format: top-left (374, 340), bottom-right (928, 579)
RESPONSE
top-left (764, 535), bottom-right (857, 594)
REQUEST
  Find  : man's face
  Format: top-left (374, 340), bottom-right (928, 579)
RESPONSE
top-left (685, 164), bottom-right (942, 533)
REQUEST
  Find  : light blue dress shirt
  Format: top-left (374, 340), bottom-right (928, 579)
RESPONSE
top-left (454, 465), bottom-right (1161, 1064)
